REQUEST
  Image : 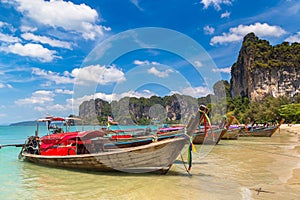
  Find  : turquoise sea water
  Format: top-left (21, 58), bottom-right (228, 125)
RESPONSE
top-left (0, 125), bottom-right (158, 199)
top-left (1, 125), bottom-right (300, 199)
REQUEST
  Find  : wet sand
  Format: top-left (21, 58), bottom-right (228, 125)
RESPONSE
top-left (281, 125), bottom-right (300, 188)
top-left (186, 124), bottom-right (300, 199)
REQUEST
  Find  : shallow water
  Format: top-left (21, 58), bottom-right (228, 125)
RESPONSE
top-left (0, 126), bottom-right (299, 199)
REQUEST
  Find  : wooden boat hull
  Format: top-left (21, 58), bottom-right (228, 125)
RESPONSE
top-left (239, 126), bottom-right (278, 137)
top-left (221, 129), bottom-right (239, 140)
top-left (22, 137), bottom-right (187, 173)
top-left (193, 129), bottom-right (227, 145)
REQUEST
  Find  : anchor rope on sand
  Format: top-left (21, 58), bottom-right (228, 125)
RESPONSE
top-left (251, 187), bottom-right (275, 195)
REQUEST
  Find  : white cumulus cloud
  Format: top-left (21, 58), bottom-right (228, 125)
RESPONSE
top-left (13, 0), bottom-right (111, 40)
top-left (15, 90), bottom-right (55, 105)
top-left (0, 20), bottom-right (16, 32)
top-left (21, 33), bottom-right (73, 49)
top-left (72, 65), bottom-right (126, 85)
top-left (221, 10), bottom-right (230, 18)
top-left (177, 86), bottom-right (211, 98)
top-left (0, 33), bottom-right (20, 43)
top-left (147, 67), bottom-right (174, 78)
top-left (0, 21), bottom-right (19, 43)
top-left (20, 25), bottom-right (37, 32)
top-left (133, 60), bottom-right (176, 78)
top-left (133, 60), bottom-right (160, 65)
top-left (210, 22), bottom-right (287, 45)
top-left (285, 32), bottom-right (300, 43)
top-left (212, 67), bottom-right (231, 73)
top-left (0, 82), bottom-right (12, 89)
top-left (203, 25), bottom-right (215, 35)
top-left (55, 89), bottom-right (74, 95)
top-left (194, 60), bottom-right (204, 67)
top-left (1, 43), bottom-right (59, 62)
top-left (32, 68), bottom-right (74, 84)
top-left (201, 0), bottom-right (233, 10)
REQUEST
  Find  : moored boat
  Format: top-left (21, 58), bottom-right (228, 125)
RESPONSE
top-left (18, 105), bottom-right (209, 173)
top-left (193, 128), bottom-right (227, 144)
top-left (193, 115), bottom-right (235, 144)
top-left (220, 116), bottom-right (244, 140)
top-left (239, 119), bottom-right (285, 137)
top-left (22, 135), bottom-right (186, 173)
top-left (221, 128), bottom-right (240, 140)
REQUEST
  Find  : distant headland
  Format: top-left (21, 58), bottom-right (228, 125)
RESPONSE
top-left (9, 121), bottom-right (38, 126)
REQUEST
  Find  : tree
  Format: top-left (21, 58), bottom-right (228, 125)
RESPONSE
top-left (279, 104), bottom-right (300, 123)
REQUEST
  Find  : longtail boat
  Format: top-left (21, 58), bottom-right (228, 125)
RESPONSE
top-left (193, 115), bottom-right (235, 144)
top-left (221, 128), bottom-right (240, 140)
top-left (239, 119), bottom-right (285, 137)
top-left (221, 116), bottom-right (242, 140)
top-left (193, 128), bottom-right (227, 144)
top-left (17, 105), bottom-right (209, 173)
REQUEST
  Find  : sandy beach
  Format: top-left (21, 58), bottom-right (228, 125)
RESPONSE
top-left (279, 124), bottom-right (300, 188)
top-left (280, 124), bottom-right (300, 133)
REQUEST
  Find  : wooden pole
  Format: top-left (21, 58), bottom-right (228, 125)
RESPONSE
top-left (0, 143), bottom-right (24, 149)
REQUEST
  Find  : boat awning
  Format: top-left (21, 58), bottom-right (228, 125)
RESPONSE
top-left (65, 117), bottom-right (81, 121)
top-left (40, 130), bottom-right (107, 149)
top-left (37, 117), bottom-right (66, 122)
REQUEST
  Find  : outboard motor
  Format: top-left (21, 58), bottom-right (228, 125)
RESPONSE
top-left (20, 136), bottom-right (39, 156)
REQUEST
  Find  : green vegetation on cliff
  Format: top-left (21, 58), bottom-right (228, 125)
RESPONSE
top-left (219, 82), bottom-right (300, 123)
top-left (231, 33), bottom-right (300, 100)
top-left (79, 94), bottom-right (199, 125)
top-left (240, 33), bottom-right (300, 71)
top-left (79, 80), bottom-right (300, 125)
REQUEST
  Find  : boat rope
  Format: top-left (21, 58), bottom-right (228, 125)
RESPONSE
top-left (187, 146), bottom-right (192, 171)
top-left (18, 145), bottom-right (25, 160)
top-left (181, 106), bottom-right (210, 172)
top-left (204, 117), bottom-right (208, 137)
top-left (180, 153), bottom-right (191, 176)
top-left (250, 187), bottom-right (275, 195)
top-left (183, 128), bottom-right (196, 171)
top-left (203, 112), bottom-right (214, 141)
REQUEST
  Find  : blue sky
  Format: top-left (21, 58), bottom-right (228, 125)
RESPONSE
top-left (0, 0), bottom-right (299, 124)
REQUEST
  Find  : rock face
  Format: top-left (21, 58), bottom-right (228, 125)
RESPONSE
top-left (79, 98), bottom-right (112, 123)
top-left (79, 99), bottom-right (97, 119)
top-left (230, 33), bottom-right (300, 101)
top-left (79, 94), bottom-right (199, 125)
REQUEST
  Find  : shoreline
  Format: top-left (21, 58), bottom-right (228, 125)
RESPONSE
top-left (280, 124), bottom-right (300, 134)
top-left (277, 124), bottom-right (300, 189)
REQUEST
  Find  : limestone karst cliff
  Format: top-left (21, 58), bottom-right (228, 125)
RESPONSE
top-left (79, 94), bottom-right (199, 125)
top-left (230, 33), bottom-right (300, 100)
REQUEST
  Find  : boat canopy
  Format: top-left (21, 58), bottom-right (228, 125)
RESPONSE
top-left (40, 130), bottom-right (107, 150)
top-left (37, 116), bottom-right (81, 122)
top-left (37, 117), bottom-right (65, 122)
